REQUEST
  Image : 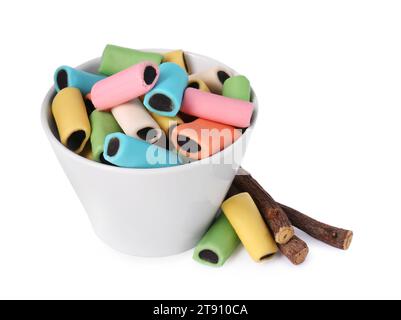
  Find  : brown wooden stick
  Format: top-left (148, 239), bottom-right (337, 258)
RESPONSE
top-left (233, 170), bottom-right (294, 245)
top-left (279, 204), bottom-right (353, 250)
top-left (277, 236), bottom-right (309, 265)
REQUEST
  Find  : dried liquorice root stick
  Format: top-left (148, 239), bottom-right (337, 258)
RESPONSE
top-left (277, 236), bottom-right (309, 265)
top-left (278, 204), bottom-right (353, 250)
top-left (233, 169), bottom-right (294, 245)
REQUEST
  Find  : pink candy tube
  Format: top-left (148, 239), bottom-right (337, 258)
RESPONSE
top-left (91, 61), bottom-right (159, 111)
top-left (181, 88), bottom-right (254, 128)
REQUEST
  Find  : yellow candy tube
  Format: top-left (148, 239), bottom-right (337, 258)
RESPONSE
top-left (52, 87), bottom-right (91, 153)
top-left (187, 76), bottom-right (210, 92)
top-left (162, 50), bottom-right (190, 73)
top-left (222, 192), bottom-right (278, 262)
top-left (150, 113), bottom-right (184, 136)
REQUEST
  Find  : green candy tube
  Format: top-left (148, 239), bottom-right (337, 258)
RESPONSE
top-left (193, 214), bottom-right (240, 267)
top-left (90, 110), bottom-right (122, 162)
top-left (222, 75), bottom-right (251, 101)
top-left (99, 44), bottom-right (163, 75)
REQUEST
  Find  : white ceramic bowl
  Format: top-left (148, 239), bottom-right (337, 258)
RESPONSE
top-left (41, 50), bottom-right (258, 257)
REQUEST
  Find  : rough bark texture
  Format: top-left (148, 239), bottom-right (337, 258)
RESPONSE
top-left (277, 235), bottom-right (309, 265)
top-left (233, 174), bottom-right (294, 245)
top-left (279, 204), bottom-right (353, 250)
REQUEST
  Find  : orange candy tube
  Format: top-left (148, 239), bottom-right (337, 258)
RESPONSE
top-left (171, 118), bottom-right (241, 160)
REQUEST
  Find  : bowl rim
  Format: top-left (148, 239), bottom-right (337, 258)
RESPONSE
top-left (41, 49), bottom-right (259, 175)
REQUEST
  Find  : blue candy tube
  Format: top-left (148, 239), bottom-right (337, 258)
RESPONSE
top-left (143, 62), bottom-right (188, 117)
top-left (54, 66), bottom-right (106, 95)
top-left (103, 132), bottom-right (183, 168)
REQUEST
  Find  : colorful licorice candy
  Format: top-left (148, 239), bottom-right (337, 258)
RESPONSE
top-left (181, 88), bottom-right (254, 128)
top-left (150, 113), bottom-right (184, 136)
top-left (90, 110), bottom-right (122, 163)
top-left (91, 61), bottom-right (159, 111)
top-left (52, 87), bottom-right (91, 153)
top-left (111, 99), bottom-right (163, 144)
top-left (190, 66), bottom-right (232, 94)
top-left (187, 77), bottom-right (210, 92)
top-left (54, 66), bottom-right (106, 96)
top-left (171, 118), bottom-right (241, 160)
top-left (221, 193), bottom-right (278, 262)
top-left (143, 62), bottom-right (188, 117)
top-left (222, 75), bottom-right (251, 102)
top-left (162, 50), bottom-right (190, 73)
top-left (103, 133), bottom-right (183, 168)
top-left (98, 44), bottom-right (163, 76)
top-left (193, 214), bottom-right (240, 267)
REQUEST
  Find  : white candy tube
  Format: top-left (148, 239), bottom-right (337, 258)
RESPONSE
top-left (111, 99), bottom-right (163, 144)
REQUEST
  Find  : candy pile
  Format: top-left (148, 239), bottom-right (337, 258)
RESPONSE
top-left (51, 45), bottom-right (254, 168)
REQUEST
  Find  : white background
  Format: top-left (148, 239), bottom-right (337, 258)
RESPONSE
top-left (0, 0), bottom-right (400, 300)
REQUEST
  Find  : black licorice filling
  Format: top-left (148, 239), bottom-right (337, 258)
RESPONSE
top-left (217, 71), bottom-right (230, 84)
top-left (144, 66), bottom-right (157, 85)
top-left (177, 135), bottom-right (202, 153)
top-left (107, 138), bottom-right (120, 157)
top-left (199, 250), bottom-right (219, 264)
top-left (57, 69), bottom-right (68, 90)
top-left (66, 130), bottom-right (86, 151)
top-left (187, 81), bottom-right (200, 89)
top-left (137, 127), bottom-right (159, 143)
top-left (149, 94), bottom-right (173, 112)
